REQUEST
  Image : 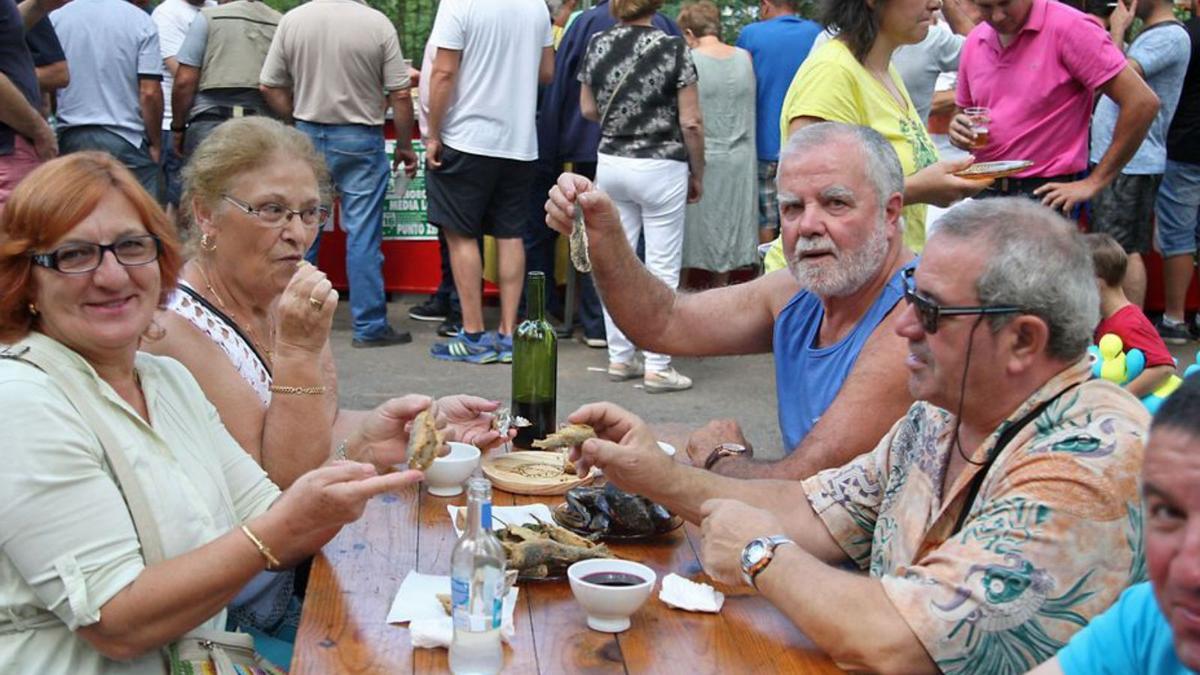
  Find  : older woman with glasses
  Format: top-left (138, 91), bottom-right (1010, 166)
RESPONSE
top-left (0, 151), bottom-right (431, 672)
top-left (140, 117), bottom-right (509, 658)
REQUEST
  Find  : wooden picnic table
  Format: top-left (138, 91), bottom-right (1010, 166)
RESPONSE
top-left (291, 427), bottom-right (843, 674)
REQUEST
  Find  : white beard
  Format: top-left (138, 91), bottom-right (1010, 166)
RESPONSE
top-left (787, 218), bottom-right (890, 299)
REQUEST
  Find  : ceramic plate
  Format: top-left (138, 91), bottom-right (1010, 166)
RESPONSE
top-left (481, 451), bottom-right (596, 495)
top-left (954, 160), bottom-right (1034, 180)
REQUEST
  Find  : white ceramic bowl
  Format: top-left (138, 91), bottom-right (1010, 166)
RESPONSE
top-left (424, 442), bottom-right (480, 496)
top-left (567, 559), bottom-right (657, 633)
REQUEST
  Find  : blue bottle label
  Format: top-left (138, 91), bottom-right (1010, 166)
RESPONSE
top-left (450, 576), bottom-right (470, 630)
top-left (481, 502), bottom-right (492, 530)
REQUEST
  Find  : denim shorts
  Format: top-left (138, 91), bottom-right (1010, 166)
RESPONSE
top-left (1155, 159), bottom-right (1200, 256)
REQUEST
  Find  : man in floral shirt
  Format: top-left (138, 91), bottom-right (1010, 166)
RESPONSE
top-left (562, 197), bottom-right (1149, 673)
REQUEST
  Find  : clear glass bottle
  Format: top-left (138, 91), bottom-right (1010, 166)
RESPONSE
top-left (448, 477), bottom-right (506, 674)
top-left (512, 271), bottom-right (557, 449)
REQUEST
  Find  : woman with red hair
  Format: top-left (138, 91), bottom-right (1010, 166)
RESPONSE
top-left (0, 152), bottom-right (431, 671)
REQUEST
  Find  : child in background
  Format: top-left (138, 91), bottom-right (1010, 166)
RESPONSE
top-left (1086, 233), bottom-right (1176, 398)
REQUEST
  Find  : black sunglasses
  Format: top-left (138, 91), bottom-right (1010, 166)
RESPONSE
top-left (901, 267), bottom-right (1024, 334)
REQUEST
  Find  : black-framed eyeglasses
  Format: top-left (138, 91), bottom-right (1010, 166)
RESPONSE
top-left (901, 267), bottom-right (1023, 334)
top-left (31, 234), bottom-right (162, 274)
top-left (222, 194), bottom-right (330, 229)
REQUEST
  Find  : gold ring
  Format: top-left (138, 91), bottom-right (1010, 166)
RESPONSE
top-left (309, 297), bottom-right (324, 310)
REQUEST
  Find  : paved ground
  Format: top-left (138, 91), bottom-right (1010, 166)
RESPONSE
top-left (331, 294), bottom-right (1200, 463)
top-left (330, 294), bottom-right (786, 458)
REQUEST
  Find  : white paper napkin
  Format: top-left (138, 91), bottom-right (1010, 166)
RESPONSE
top-left (658, 573), bottom-right (725, 613)
top-left (446, 503), bottom-right (554, 538)
top-left (387, 571), bottom-right (519, 648)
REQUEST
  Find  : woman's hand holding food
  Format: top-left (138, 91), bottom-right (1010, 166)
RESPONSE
top-left (435, 394), bottom-right (515, 451)
top-left (275, 261), bottom-right (338, 355)
top-left (565, 402), bottom-right (677, 496)
top-left (340, 395), bottom-right (447, 471)
top-left (256, 460), bottom-right (423, 561)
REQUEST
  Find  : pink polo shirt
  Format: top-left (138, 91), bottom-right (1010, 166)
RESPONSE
top-left (956, 0), bottom-right (1127, 178)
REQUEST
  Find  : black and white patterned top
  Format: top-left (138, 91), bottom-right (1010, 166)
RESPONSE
top-left (578, 24), bottom-right (698, 161)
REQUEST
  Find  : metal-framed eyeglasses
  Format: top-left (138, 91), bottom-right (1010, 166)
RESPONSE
top-left (31, 234), bottom-right (163, 274)
top-left (901, 267), bottom-right (1024, 334)
top-left (222, 194), bottom-right (330, 229)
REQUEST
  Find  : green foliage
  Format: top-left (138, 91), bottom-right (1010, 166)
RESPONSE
top-left (259, 0), bottom-right (816, 61)
top-left (661, 0), bottom-right (818, 43)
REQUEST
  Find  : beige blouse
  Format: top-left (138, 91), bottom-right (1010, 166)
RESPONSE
top-left (0, 332), bottom-right (280, 673)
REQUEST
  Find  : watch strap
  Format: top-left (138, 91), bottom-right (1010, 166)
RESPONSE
top-left (703, 442), bottom-right (749, 471)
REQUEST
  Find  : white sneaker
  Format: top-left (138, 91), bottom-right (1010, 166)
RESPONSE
top-left (644, 367), bottom-right (693, 393)
top-left (608, 356), bottom-right (644, 382)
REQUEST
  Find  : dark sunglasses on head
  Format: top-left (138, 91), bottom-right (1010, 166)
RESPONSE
top-left (901, 267), bottom-right (1024, 334)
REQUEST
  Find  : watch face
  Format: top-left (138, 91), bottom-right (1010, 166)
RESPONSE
top-left (741, 538), bottom-right (767, 569)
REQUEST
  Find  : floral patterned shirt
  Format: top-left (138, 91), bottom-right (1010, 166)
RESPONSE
top-left (802, 360), bottom-right (1149, 674)
top-left (578, 24), bottom-right (697, 161)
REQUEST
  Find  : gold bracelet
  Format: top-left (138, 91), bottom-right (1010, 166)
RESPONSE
top-left (240, 524), bottom-right (281, 570)
top-left (268, 384), bottom-right (327, 396)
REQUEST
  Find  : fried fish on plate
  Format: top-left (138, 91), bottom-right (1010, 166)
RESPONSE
top-left (407, 408), bottom-right (444, 471)
top-left (531, 423), bottom-right (596, 450)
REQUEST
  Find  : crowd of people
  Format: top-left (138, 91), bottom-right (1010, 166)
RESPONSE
top-left (2, 0), bottom-right (1200, 672)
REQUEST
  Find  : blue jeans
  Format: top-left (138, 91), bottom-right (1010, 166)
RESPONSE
top-left (297, 121), bottom-right (390, 340)
top-left (59, 125), bottom-right (163, 204)
top-left (160, 130), bottom-right (183, 207)
top-left (1156, 158), bottom-right (1200, 257)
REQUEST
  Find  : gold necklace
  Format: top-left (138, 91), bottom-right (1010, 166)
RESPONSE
top-left (194, 263), bottom-right (275, 364)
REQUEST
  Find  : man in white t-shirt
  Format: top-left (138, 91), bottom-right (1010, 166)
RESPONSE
top-left (151, 0), bottom-right (212, 217)
top-left (424, 0), bottom-right (554, 364)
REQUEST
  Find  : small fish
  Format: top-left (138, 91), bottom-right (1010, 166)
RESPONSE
top-left (569, 206), bottom-right (592, 273)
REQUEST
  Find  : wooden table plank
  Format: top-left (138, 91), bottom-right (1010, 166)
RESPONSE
top-left (292, 491), bottom-right (419, 674)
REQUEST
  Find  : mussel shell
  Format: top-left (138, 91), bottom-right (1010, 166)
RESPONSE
top-left (603, 483), bottom-right (655, 534)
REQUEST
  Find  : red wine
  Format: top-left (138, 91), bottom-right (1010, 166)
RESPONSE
top-left (513, 398), bottom-right (555, 449)
top-left (580, 572), bottom-right (645, 587)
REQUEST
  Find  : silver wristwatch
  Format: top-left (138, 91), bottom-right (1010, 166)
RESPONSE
top-left (740, 535), bottom-right (796, 589)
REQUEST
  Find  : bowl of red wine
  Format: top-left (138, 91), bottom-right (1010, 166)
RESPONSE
top-left (567, 559), bottom-right (658, 633)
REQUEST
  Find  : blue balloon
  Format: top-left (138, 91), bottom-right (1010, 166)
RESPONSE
top-left (1125, 349), bottom-right (1146, 382)
top-left (1144, 395), bottom-right (1165, 415)
top-left (1087, 345), bottom-right (1103, 378)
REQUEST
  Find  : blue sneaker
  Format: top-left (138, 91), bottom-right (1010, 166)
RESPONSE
top-left (431, 332), bottom-right (498, 364)
top-left (493, 332), bottom-right (513, 364)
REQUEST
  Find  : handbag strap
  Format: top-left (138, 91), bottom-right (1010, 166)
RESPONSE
top-left (8, 346), bottom-right (168, 565)
top-left (599, 31), bottom-right (666, 127)
top-left (950, 382), bottom-right (1081, 535)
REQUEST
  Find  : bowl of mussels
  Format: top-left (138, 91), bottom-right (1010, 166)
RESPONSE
top-left (553, 483), bottom-right (683, 541)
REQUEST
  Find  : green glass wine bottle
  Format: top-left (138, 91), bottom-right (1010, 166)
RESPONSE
top-left (512, 271), bottom-right (557, 449)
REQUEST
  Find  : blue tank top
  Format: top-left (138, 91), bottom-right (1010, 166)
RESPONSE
top-left (773, 260), bottom-right (914, 453)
